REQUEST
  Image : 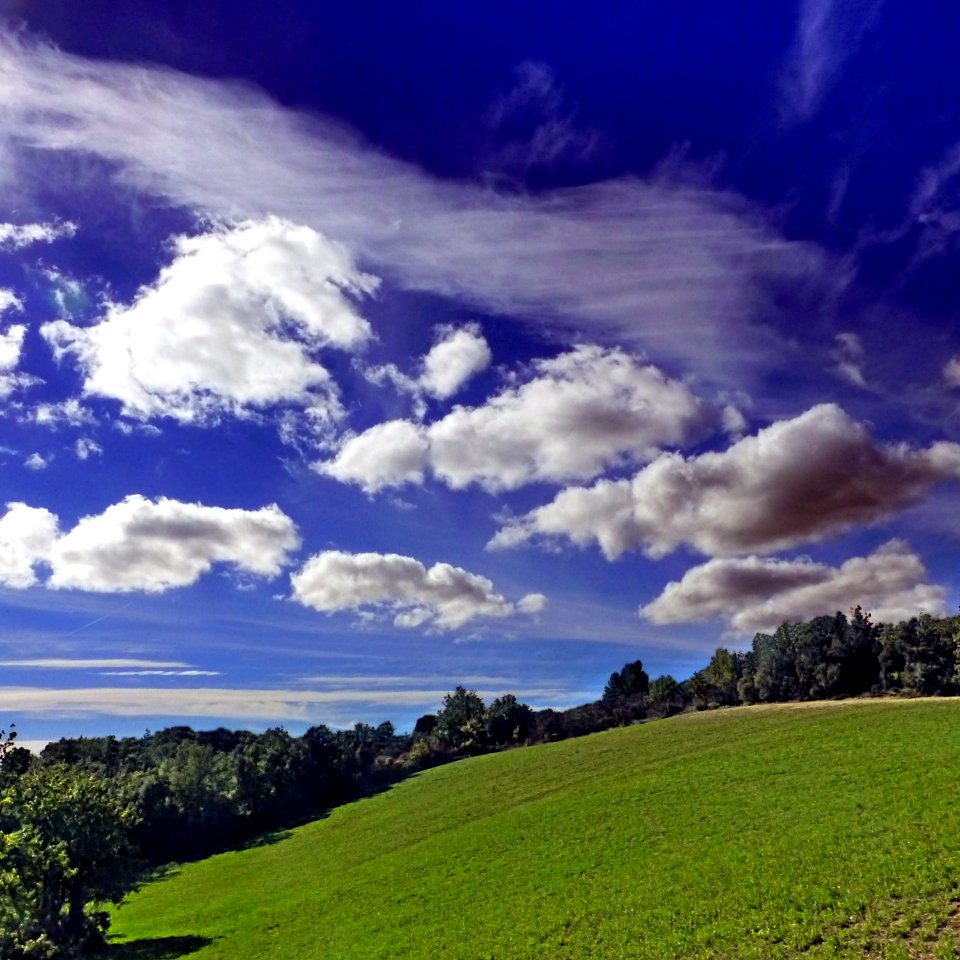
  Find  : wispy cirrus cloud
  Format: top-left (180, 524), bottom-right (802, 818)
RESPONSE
top-left (0, 219), bottom-right (76, 249)
top-left (781, 0), bottom-right (881, 124)
top-left (0, 683), bottom-right (577, 723)
top-left (0, 658), bottom-right (191, 669)
top-left (0, 29), bottom-right (823, 386)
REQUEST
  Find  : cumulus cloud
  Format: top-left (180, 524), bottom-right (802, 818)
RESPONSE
top-left (641, 540), bottom-right (947, 634)
top-left (0, 320), bottom-right (37, 398)
top-left (0, 322), bottom-right (25, 371)
top-left (74, 437), bottom-right (102, 460)
top-left (0, 497), bottom-right (299, 593)
top-left (363, 324), bottom-right (491, 410)
top-left (46, 495), bottom-right (299, 592)
top-left (0, 219), bottom-right (76, 249)
top-left (320, 345), bottom-right (718, 493)
top-left (417, 324), bottom-right (492, 399)
top-left (320, 420), bottom-right (430, 491)
top-left (0, 30), bottom-right (823, 385)
top-left (491, 404), bottom-right (960, 559)
top-left (23, 452), bottom-right (50, 470)
top-left (41, 217), bottom-right (377, 424)
top-left (290, 550), bottom-right (546, 630)
top-left (26, 398), bottom-right (96, 428)
top-left (0, 503), bottom-right (59, 588)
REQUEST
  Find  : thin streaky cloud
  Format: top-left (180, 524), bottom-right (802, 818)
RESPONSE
top-left (0, 685), bottom-right (583, 722)
top-left (0, 29), bottom-right (824, 386)
top-left (0, 658), bottom-right (191, 669)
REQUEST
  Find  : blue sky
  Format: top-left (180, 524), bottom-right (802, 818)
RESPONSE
top-left (2, 0), bottom-right (960, 746)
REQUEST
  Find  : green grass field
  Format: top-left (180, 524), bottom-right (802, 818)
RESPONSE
top-left (104, 700), bottom-right (960, 959)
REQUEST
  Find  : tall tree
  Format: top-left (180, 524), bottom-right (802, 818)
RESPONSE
top-left (433, 687), bottom-right (487, 752)
top-left (603, 660), bottom-right (650, 703)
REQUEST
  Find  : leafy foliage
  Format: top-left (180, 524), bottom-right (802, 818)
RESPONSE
top-left (433, 687), bottom-right (487, 752)
top-left (0, 765), bottom-right (136, 959)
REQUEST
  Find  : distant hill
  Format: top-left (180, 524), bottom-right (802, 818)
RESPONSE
top-left (105, 700), bottom-right (960, 959)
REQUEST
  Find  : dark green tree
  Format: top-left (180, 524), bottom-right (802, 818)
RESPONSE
top-left (689, 648), bottom-right (742, 709)
top-left (603, 660), bottom-right (649, 703)
top-left (485, 695), bottom-right (534, 746)
top-left (647, 675), bottom-right (687, 717)
top-left (433, 687), bottom-right (487, 752)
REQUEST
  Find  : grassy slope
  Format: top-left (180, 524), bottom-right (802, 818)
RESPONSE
top-left (106, 701), bottom-right (960, 960)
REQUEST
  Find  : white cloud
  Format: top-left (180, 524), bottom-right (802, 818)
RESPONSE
top-left (321, 420), bottom-right (429, 492)
top-left (0, 290), bottom-right (22, 315)
top-left (0, 683), bottom-right (575, 723)
top-left (641, 540), bottom-right (947, 634)
top-left (0, 322), bottom-right (25, 369)
top-left (0, 503), bottom-right (59, 588)
top-left (100, 669), bottom-right (221, 677)
top-left (491, 404), bottom-right (960, 559)
top-left (516, 592), bottom-right (548, 614)
top-left (320, 345), bottom-right (718, 493)
top-left (419, 325), bottom-right (492, 399)
top-left (0, 658), bottom-right (190, 669)
top-left (41, 217), bottom-right (377, 424)
top-left (24, 452), bottom-right (50, 470)
top-left (47, 495), bottom-right (299, 592)
top-left (74, 437), bottom-right (102, 460)
top-left (0, 219), bottom-right (76, 249)
top-left (944, 355), bottom-right (960, 388)
top-left (830, 331), bottom-right (867, 387)
top-left (0, 320), bottom-right (37, 398)
top-left (365, 324), bottom-right (491, 405)
top-left (0, 30), bottom-right (823, 385)
top-left (26, 398), bottom-right (96, 428)
top-left (290, 550), bottom-right (547, 630)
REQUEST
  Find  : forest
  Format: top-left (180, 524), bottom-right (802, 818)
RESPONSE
top-left (2, 606), bottom-right (959, 958)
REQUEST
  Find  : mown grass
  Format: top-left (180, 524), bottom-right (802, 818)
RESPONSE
top-left (105, 700), bottom-right (960, 959)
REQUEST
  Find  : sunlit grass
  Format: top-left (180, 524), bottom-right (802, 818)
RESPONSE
top-left (106, 700), bottom-right (960, 959)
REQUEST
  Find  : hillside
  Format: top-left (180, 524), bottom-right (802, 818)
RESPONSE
top-left (104, 701), bottom-right (960, 959)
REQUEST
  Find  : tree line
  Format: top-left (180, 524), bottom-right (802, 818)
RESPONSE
top-left (2, 607), bottom-right (959, 957)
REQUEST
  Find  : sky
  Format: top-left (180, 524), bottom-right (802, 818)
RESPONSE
top-left (2, 0), bottom-right (960, 746)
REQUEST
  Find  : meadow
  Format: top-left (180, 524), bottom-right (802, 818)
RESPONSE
top-left (104, 700), bottom-right (960, 959)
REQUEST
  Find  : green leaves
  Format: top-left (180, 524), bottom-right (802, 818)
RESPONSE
top-left (0, 765), bottom-right (137, 959)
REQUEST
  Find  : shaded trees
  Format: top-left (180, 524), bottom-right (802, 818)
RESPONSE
top-left (879, 614), bottom-right (958, 695)
top-left (484, 695), bottom-right (534, 746)
top-left (688, 648), bottom-right (742, 709)
top-left (603, 660), bottom-right (649, 703)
